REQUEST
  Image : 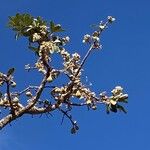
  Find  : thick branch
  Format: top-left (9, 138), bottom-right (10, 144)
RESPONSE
top-left (0, 71), bottom-right (49, 130)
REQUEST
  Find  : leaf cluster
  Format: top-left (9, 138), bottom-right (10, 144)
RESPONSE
top-left (8, 13), bottom-right (64, 40)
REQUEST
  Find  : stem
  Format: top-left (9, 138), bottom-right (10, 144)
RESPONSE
top-left (75, 44), bottom-right (94, 77)
top-left (6, 81), bottom-right (15, 115)
top-left (59, 108), bottom-right (75, 126)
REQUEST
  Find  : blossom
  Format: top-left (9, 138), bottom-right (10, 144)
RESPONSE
top-left (107, 16), bottom-right (116, 23)
top-left (32, 33), bottom-right (41, 42)
top-left (82, 34), bottom-right (91, 43)
top-left (111, 86), bottom-right (123, 96)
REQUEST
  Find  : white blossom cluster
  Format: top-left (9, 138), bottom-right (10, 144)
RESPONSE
top-left (82, 16), bottom-right (116, 49)
top-left (0, 14), bottom-right (128, 132)
top-left (62, 52), bottom-right (81, 78)
top-left (100, 86), bottom-right (128, 106)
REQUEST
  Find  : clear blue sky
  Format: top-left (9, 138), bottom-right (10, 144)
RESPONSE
top-left (0, 0), bottom-right (150, 149)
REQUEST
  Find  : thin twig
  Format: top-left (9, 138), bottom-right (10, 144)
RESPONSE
top-left (6, 81), bottom-right (15, 115)
top-left (75, 44), bottom-right (94, 77)
top-left (59, 108), bottom-right (75, 126)
top-left (14, 86), bottom-right (39, 96)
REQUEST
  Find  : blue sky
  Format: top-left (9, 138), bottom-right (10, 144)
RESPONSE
top-left (0, 0), bottom-right (150, 149)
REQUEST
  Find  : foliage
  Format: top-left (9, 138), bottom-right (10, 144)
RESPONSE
top-left (0, 13), bottom-right (128, 134)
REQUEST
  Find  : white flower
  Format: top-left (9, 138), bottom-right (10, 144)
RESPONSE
top-left (11, 81), bottom-right (16, 87)
top-left (107, 16), bottom-right (116, 23)
top-left (32, 33), bottom-right (41, 42)
top-left (111, 86), bottom-right (123, 96)
top-left (72, 53), bottom-right (80, 61)
top-left (83, 34), bottom-right (91, 43)
top-left (26, 91), bottom-right (32, 97)
top-left (13, 97), bottom-right (19, 103)
top-left (99, 25), bottom-right (105, 30)
top-left (92, 36), bottom-right (100, 42)
top-left (64, 36), bottom-right (70, 42)
top-left (115, 86), bottom-right (123, 91)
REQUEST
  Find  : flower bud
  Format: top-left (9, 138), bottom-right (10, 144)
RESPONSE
top-left (92, 105), bottom-right (97, 110)
top-left (11, 81), bottom-right (16, 87)
top-left (107, 16), bottom-right (116, 23)
top-left (13, 97), bottom-right (19, 103)
top-left (110, 99), bottom-right (117, 105)
top-left (83, 34), bottom-right (91, 43)
top-left (86, 99), bottom-right (92, 105)
top-left (26, 91), bottom-right (32, 97)
top-left (47, 75), bottom-right (53, 82)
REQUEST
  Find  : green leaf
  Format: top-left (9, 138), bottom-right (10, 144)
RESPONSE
top-left (8, 13), bottom-right (33, 30)
top-left (106, 105), bottom-right (110, 114)
top-left (50, 21), bottom-right (64, 33)
top-left (28, 46), bottom-right (39, 52)
top-left (117, 104), bottom-right (127, 114)
top-left (120, 99), bottom-right (128, 103)
top-left (8, 13), bottom-right (48, 40)
top-left (7, 68), bottom-right (15, 77)
top-left (28, 46), bottom-right (39, 56)
top-left (36, 16), bottom-right (47, 26)
top-left (50, 21), bottom-right (55, 32)
top-left (0, 91), bottom-right (2, 98)
top-left (110, 104), bottom-right (117, 113)
top-left (8, 13), bottom-right (34, 38)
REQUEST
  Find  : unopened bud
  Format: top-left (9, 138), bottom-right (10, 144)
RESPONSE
top-left (26, 91), bottom-right (32, 97)
top-left (107, 16), bottom-right (116, 23)
top-left (13, 97), bottom-right (19, 103)
top-left (47, 75), bottom-right (53, 82)
top-left (11, 81), bottom-right (16, 87)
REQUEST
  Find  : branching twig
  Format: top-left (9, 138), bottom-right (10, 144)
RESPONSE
top-left (15, 86), bottom-right (39, 96)
top-left (59, 108), bottom-right (75, 126)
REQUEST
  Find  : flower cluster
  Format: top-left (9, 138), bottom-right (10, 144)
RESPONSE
top-left (46, 69), bottom-right (60, 82)
top-left (110, 86), bottom-right (128, 103)
top-left (60, 48), bottom-right (71, 62)
top-left (62, 51), bottom-right (81, 78)
top-left (32, 33), bottom-right (42, 42)
top-left (35, 41), bottom-right (60, 73)
top-left (83, 32), bottom-right (101, 49)
top-left (73, 85), bottom-right (97, 109)
top-left (0, 70), bottom-right (16, 88)
top-left (35, 59), bottom-right (47, 74)
top-left (83, 16), bottom-right (116, 49)
top-left (0, 72), bottom-right (5, 86)
top-left (51, 77), bottom-right (97, 110)
top-left (39, 41), bottom-right (59, 56)
top-left (100, 86), bottom-right (128, 113)
top-left (52, 36), bottom-right (70, 46)
top-left (0, 93), bottom-right (20, 110)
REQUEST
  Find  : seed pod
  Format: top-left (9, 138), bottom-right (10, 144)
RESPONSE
top-left (71, 127), bottom-right (76, 134)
